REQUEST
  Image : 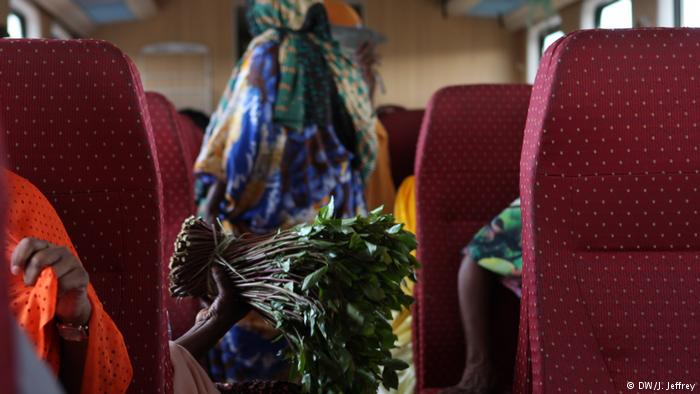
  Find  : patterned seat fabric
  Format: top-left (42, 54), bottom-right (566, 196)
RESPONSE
top-left (176, 114), bottom-right (204, 168)
top-left (0, 139), bottom-right (14, 394)
top-left (414, 84), bottom-right (531, 392)
top-left (146, 92), bottom-right (199, 340)
top-left (517, 29), bottom-right (700, 393)
top-left (0, 39), bottom-right (172, 393)
top-left (378, 108), bottom-right (424, 187)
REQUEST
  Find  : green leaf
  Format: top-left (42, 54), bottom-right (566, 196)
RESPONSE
top-left (349, 233), bottom-right (364, 249)
top-left (302, 266), bottom-right (328, 291)
top-left (281, 259), bottom-right (291, 272)
top-left (363, 285), bottom-right (385, 301)
top-left (383, 358), bottom-right (409, 371)
top-left (298, 225), bottom-right (313, 236)
top-left (319, 197), bottom-right (335, 220)
top-left (382, 367), bottom-right (399, 389)
top-left (386, 223), bottom-right (403, 234)
top-left (366, 241), bottom-right (378, 255)
top-left (370, 205), bottom-right (384, 216)
top-left (346, 303), bottom-right (364, 324)
top-left (341, 217), bottom-right (357, 226)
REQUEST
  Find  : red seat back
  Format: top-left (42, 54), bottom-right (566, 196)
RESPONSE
top-left (0, 39), bottom-right (172, 393)
top-left (379, 109), bottom-right (424, 187)
top-left (176, 114), bottom-right (204, 168)
top-left (146, 92), bottom-right (199, 340)
top-left (414, 84), bottom-right (531, 391)
top-left (517, 29), bottom-right (700, 393)
top-left (0, 138), bottom-right (14, 394)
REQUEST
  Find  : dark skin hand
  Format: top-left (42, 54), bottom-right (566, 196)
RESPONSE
top-left (203, 179), bottom-right (226, 225)
top-left (10, 237), bottom-right (92, 394)
top-left (441, 253), bottom-right (499, 394)
top-left (175, 266), bottom-right (250, 360)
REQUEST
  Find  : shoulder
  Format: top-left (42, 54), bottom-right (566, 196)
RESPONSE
top-left (4, 169), bottom-right (75, 251)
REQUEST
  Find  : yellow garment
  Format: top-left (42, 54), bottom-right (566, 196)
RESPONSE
top-left (379, 176), bottom-right (415, 394)
top-left (365, 120), bottom-right (397, 214)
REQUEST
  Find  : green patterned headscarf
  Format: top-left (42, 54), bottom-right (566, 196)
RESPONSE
top-left (237, 0), bottom-right (378, 181)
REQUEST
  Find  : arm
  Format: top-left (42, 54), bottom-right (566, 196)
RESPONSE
top-left (202, 179), bottom-right (226, 224)
top-left (11, 237), bottom-right (92, 394)
top-left (175, 267), bottom-right (249, 360)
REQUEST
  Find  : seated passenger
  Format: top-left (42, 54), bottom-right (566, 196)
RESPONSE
top-left (390, 176), bottom-right (521, 394)
top-left (5, 168), bottom-right (253, 394)
top-left (445, 199), bottom-right (522, 394)
top-left (5, 169), bottom-right (132, 394)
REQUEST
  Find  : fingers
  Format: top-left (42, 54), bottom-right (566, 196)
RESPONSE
top-left (55, 264), bottom-right (89, 293)
top-left (211, 266), bottom-right (230, 298)
top-left (22, 247), bottom-right (63, 285)
top-left (11, 238), bottom-right (87, 289)
top-left (11, 237), bottom-right (50, 277)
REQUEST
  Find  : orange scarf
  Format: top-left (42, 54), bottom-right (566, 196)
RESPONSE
top-left (4, 169), bottom-right (133, 393)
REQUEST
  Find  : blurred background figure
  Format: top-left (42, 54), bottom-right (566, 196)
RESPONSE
top-left (194, 0), bottom-right (382, 383)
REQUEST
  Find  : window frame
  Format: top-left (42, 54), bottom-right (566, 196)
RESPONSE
top-left (581, 0), bottom-right (633, 29)
top-left (9, 0), bottom-right (40, 38)
top-left (526, 14), bottom-right (562, 84)
top-left (674, 0), bottom-right (700, 27)
top-left (7, 11), bottom-right (26, 38)
top-left (538, 26), bottom-right (564, 57)
top-left (594, 0), bottom-right (618, 28)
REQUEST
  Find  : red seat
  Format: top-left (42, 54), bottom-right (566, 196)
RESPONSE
top-left (176, 114), bottom-right (204, 167)
top-left (146, 92), bottom-right (199, 340)
top-left (0, 139), bottom-right (15, 394)
top-left (517, 29), bottom-right (700, 393)
top-left (0, 39), bottom-right (172, 393)
top-left (414, 84), bottom-right (531, 392)
top-left (379, 109), bottom-right (424, 187)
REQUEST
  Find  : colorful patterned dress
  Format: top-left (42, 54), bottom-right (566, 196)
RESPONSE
top-left (465, 199), bottom-right (523, 297)
top-left (194, 0), bottom-right (378, 382)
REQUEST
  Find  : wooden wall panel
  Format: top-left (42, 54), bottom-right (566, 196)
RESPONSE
top-left (89, 0), bottom-right (236, 112)
top-left (90, 0), bottom-right (520, 110)
top-left (366, 0), bottom-right (520, 107)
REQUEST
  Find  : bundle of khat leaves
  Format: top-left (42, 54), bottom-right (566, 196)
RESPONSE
top-left (169, 202), bottom-right (418, 393)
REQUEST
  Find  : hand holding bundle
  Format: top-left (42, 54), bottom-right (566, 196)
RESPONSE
top-left (169, 202), bottom-right (418, 393)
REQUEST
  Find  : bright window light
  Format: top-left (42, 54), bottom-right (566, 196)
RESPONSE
top-left (682, 0), bottom-right (700, 27)
top-left (541, 30), bottom-right (565, 55)
top-left (598, 0), bottom-right (633, 28)
top-left (7, 13), bottom-right (24, 38)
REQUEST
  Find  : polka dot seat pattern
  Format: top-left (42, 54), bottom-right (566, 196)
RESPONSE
top-left (176, 114), bottom-right (203, 168)
top-left (378, 108), bottom-right (425, 187)
top-left (0, 144), bottom-right (15, 394)
top-left (516, 29), bottom-right (700, 394)
top-left (414, 84), bottom-right (532, 391)
top-left (145, 92), bottom-right (199, 340)
top-left (0, 39), bottom-right (173, 393)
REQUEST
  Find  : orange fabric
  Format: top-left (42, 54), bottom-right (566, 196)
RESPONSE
top-left (324, 0), bottom-right (362, 27)
top-left (365, 120), bottom-right (397, 213)
top-left (4, 169), bottom-right (133, 393)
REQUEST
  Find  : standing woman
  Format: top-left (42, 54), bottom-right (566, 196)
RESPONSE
top-left (194, 0), bottom-right (378, 382)
top-left (196, 0), bottom-right (377, 234)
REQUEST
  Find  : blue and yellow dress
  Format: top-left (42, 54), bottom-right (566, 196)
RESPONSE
top-left (194, 0), bottom-right (378, 383)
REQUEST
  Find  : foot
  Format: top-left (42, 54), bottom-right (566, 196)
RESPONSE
top-left (440, 362), bottom-right (498, 394)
